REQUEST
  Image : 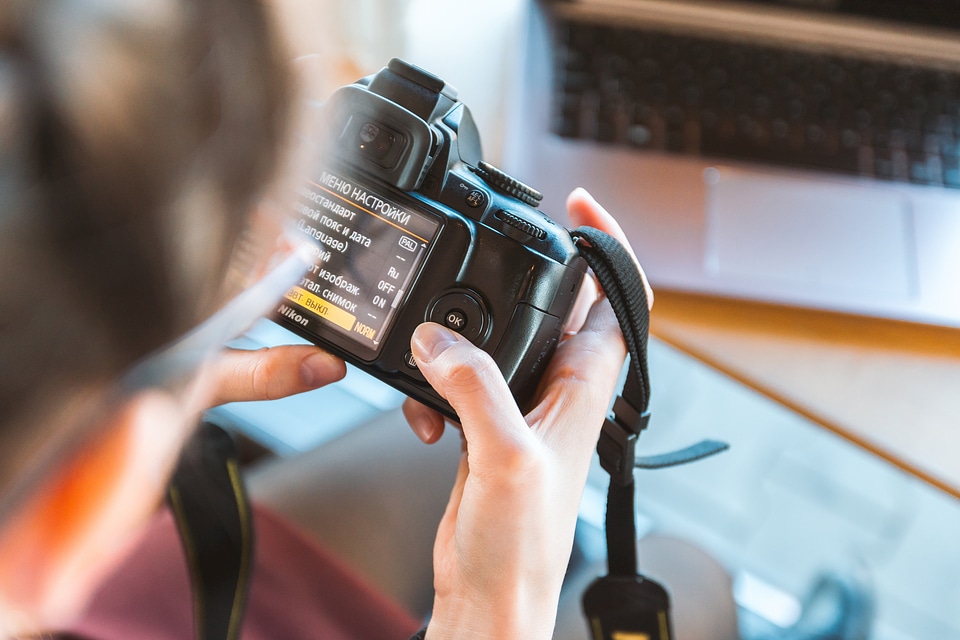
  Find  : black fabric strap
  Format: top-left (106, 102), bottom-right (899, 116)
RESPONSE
top-left (604, 481), bottom-right (638, 578)
top-left (571, 227), bottom-right (652, 579)
top-left (570, 227), bottom-right (650, 418)
top-left (168, 422), bottom-right (254, 640)
top-left (572, 226), bottom-right (728, 640)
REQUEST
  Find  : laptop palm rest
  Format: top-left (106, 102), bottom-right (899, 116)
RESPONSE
top-left (704, 168), bottom-right (917, 299)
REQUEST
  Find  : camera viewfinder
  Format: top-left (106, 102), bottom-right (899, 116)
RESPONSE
top-left (356, 120), bottom-right (404, 168)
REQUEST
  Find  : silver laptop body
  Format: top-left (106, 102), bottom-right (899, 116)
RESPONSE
top-left (503, 0), bottom-right (960, 327)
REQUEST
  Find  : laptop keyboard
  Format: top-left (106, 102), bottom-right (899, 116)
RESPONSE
top-left (553, 21), bottom-right (960, 188)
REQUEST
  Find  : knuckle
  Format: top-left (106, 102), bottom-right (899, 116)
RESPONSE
top-left (249, 351), bottom-right (282, 400)
top-left (485, 439), bottom-right (550, 495)
top-left (441, 345), bottom-right (500, 395)
top-left (544, 331), bottom-right (624, 409)
top-left (552, 344), bottom-right (604, 388)
top-left (499, 439), bottom-right (547, 478)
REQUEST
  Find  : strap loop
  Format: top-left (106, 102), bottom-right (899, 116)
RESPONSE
top-left (635, 439), bottom-right (730, 470)
top-left (597, 410), bottom-right (649, 487)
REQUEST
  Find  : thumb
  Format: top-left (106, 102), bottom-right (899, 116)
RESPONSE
top-left (410, 323), bottom-right (532, 457)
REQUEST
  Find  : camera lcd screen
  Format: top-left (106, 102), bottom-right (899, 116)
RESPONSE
top-left (279, 168), bottom-right (441, 355)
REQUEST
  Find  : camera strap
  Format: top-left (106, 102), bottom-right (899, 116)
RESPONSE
top-left (168, 421), bottom-right (254, 640)
top-left (570, 226), bottom-right (728, 640)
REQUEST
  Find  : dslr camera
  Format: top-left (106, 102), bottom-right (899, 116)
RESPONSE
top-left (273, 59), bottom-right (587, 418)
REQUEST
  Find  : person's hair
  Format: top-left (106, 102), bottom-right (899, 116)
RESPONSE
top-left (0, 0), bottom-right (292, 505)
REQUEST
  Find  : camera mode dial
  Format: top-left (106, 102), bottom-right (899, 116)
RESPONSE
top-left (472, 161), bottom-right (543, 208)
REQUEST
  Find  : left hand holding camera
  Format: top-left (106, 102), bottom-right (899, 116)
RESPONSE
top-left (404, 189), bottom-right (651, 640)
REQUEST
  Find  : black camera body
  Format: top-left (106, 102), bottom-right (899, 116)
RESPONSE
top-left (273, 59), bottom-right (587, 419)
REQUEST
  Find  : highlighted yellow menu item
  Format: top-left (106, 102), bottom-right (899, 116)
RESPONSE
top-left (285, 286), bottom-right (356, 332)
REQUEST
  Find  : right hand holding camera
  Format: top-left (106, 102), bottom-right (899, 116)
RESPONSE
top-left (404, 188), bottom-right (651, 640)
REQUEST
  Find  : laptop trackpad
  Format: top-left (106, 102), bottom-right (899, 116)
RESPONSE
top-left (704, 169), bottom-right (916, 298)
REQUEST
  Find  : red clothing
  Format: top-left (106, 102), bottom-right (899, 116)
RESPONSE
top-left (66, 504), bottom-right (421, 640)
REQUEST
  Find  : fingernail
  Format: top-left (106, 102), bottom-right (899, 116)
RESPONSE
top-left (300, 351), bottom-right (342, 387)
top-left (412, 323), bottom-right (460, 364)
top-left (410, 414), bottom-right (443, 444)
top-left (408, 414), bottom-right (428, 442)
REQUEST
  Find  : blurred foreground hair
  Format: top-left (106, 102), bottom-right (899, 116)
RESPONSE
top-left (0, 0), bottom-right (292, 506)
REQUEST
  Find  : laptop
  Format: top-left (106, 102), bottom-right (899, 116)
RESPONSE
top-left (501, 0), bottom-right (960, 327)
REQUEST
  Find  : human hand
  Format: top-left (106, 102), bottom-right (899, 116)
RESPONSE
top-left (403, 188), bottom-right (651, 640)
top-left (201, 344), bottom-right (346, 407)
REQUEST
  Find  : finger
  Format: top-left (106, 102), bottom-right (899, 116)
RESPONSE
top-left (207, 345), bottom-right (345, 406)
top-left (562, 269), bottom-right (600, 337)
top-left (402, 398), bottom-right (446, 444)
top-left (567, 188), bottom-right (634, 259)
top-left (529, 297), bottom-right (626, 456)
top-left (566, 188), bottom-right (653, 310)
top-left (410, 323), bottom-right (533, 462)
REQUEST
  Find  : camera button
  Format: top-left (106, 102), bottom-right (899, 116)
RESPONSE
top-left (404, 350), bottom-right (419, 370)
top-left (430, 291), bottom-right (487, 344)
top-left (443, 309), bottom-right (468, 331)
top-left (465, 189), bottom-right (486, 209)
top-left (403, 349), bottom-right (427, 382)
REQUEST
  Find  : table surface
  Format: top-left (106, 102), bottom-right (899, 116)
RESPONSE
top-left (649, 289), bottom-right (960, 500)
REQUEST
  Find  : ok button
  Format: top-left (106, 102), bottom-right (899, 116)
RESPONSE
top-left (429, 291), bottom-right (487, 343)
top-left (444, 309), bottom-right (468, 331)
